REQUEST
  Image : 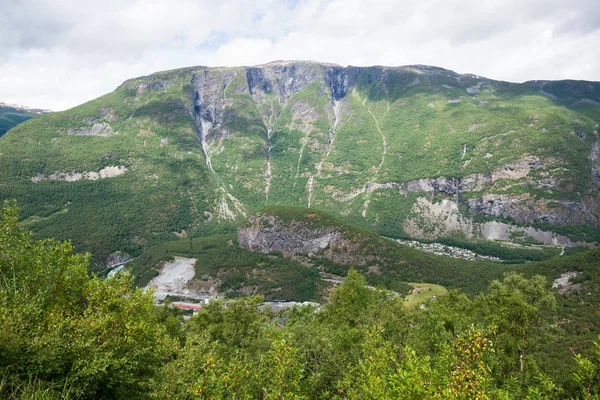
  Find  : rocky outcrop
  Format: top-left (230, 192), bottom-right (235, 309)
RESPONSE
top-left (31, 166), bottom-right (127, 183)
top-left (238, 214), bottom-right (342, 255)
top-left (325, 66), bottom-right (349, 100)
top-left (552, 272), bottom-right (582, 294)
top-left (480, 221), bottom-right (577, 246)
top-left (366, 156), bottom-right (551, 197)
top-left (466, 195), bottom-right (599, 227)
top-left (491, 155), bottom-right (544, 180)
top-left (404, 197), bottom-right (474, 239)
top-left (67, 122), bottom-right (115, 137)
top-left (403, 197), bottom-right (580, 246)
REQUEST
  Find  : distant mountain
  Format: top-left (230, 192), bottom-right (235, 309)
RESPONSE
top-left (1, 61), bottom-right (599, 262)
top-left (0, 102), bottom-right (49, 136)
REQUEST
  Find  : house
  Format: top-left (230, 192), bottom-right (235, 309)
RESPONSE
top-left (171, 302), bottom-right (203, 312)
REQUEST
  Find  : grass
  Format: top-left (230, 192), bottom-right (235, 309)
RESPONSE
top-left (403, 282), bottom-right (448, 308)
top-left (17, 208), bottom-right (69, 228)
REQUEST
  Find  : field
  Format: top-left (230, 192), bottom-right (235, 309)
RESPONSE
top-left (403, 282), bottom-right (448, 308)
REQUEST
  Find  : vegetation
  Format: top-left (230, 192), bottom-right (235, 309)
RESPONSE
top-left (0, 62), bottom-right (599, 398)
top-left (2, 203), bottom-right (600, 399)
top-left (0, 106), bottom-right (40, 137)
top-left (130, 234), bottom-right (323, 301)
top-left (131, 206), bottom-right (524, 298)
top-left (0, 64), bottom-right (598, 266)
top-left (131, 207), bottom-right (595, 299)
top-left (403, 282), bottom-right (448, 309)
top-left (0, 202), bottom-right (175, 399)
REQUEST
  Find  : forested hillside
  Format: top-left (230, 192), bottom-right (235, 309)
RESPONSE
top-left (130, 206), bottom-right (581, 300)
top-left (2, 202), bottom-right (600, 399)
top-left (0, 103), bottom-right (46, 137)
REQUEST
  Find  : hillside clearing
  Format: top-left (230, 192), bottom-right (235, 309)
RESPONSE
top-left (403, 282), bottom-right (448, 308)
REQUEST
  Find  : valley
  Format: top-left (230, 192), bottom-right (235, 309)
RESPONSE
top-left (1, 60), bottom-right (600, 399)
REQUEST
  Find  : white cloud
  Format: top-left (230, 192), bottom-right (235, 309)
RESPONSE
top-left (0, 0), bottom-right (598, 110)
top-left (215, 38), bottom-right (275, 66)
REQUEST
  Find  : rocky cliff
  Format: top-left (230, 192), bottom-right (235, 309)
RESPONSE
top-left (238, 213), bottom-right (342, 255)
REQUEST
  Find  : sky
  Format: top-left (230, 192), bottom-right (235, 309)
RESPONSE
top-left (1, 0), bottom-right (599, 111)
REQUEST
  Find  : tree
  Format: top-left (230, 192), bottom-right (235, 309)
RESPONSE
top-left (0, 201), bottom-right (173, 399)
top-left (480, 272), bottom-right (556, 379)
top-left (324, 268), bottom-right (388, 328)
top-left (573, 336), bottom-right (600, 399)
top-left (187, 295), bottom-right (267, 354)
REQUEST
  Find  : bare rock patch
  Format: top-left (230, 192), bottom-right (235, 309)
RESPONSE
top-left (67, 122), bottom-right (114, 137)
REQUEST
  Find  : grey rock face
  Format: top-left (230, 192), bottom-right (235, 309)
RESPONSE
top-left (552, 271), bottom-right (582, 294)
top-left (325, 67), bottom-right (349, 100)
top-left (238, 215), bottom-right (342, 255)
top-left (466, 195), bottom-right (599, 226)
top-left (591, 132), bottom-right (600, 187)
top-left (191, 70), bottom-right (236, 124)
top-left (245, 67), bottom-right (272, 95)
top-left (481, 221), bottom-right (577, 246)
top-left (67, 122), bottom-right (114, 137)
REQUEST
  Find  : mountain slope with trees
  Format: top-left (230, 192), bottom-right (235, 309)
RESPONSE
top-left (1, 62), bottom-right (599, 265)
top-left (1, 202), bottom-right (600, 399)
top-left (0, 103), bottom-right (47, 137)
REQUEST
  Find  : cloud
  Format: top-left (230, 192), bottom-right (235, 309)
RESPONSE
top-left (0, 0), bottom-right (598, 110)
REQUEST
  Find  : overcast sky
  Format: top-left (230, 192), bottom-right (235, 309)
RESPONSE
top-left (1, 0), bottom-right (599, 110)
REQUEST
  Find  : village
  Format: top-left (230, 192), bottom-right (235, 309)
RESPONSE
top-left (394, 239), bottom-right (502, 262)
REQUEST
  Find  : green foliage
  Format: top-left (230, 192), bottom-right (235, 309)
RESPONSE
top-left (480, 273), bottom-right (557, 382)
top-left (129, 234), bottom-right (322, 301)
top-left (0, 202), bottom-right (174, 399)
top-left (573, 337), bottom-right (600, 399)
top-left (324, 269), bottom-right (388, 327)
top-left (187, 296), bottom-right (268, 352)
top-left (2, 205), bottom-right (600, 399)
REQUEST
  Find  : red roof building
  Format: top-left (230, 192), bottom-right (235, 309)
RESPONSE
top-left (171, 302), bottom-right (203, 311)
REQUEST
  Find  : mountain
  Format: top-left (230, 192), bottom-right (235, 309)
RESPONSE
top-left (0, 102), bottom-right (48, 136)
top-left (1, 61), bottom-right (599, 263)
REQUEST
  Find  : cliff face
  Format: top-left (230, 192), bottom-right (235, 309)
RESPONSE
top-left (183, 62), bottom-right (600, 244)
top-left (238, 214), bottom-right (342, 255)
top-left (236, 210), bottom-right (387, 267)
top-left (2, 61), bottom-right (600, 259)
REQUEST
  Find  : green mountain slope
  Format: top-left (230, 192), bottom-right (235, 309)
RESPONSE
top-left (0, 103), bottom-right (45, 136)
top-left (1, 62), bottom-right (599, 263)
